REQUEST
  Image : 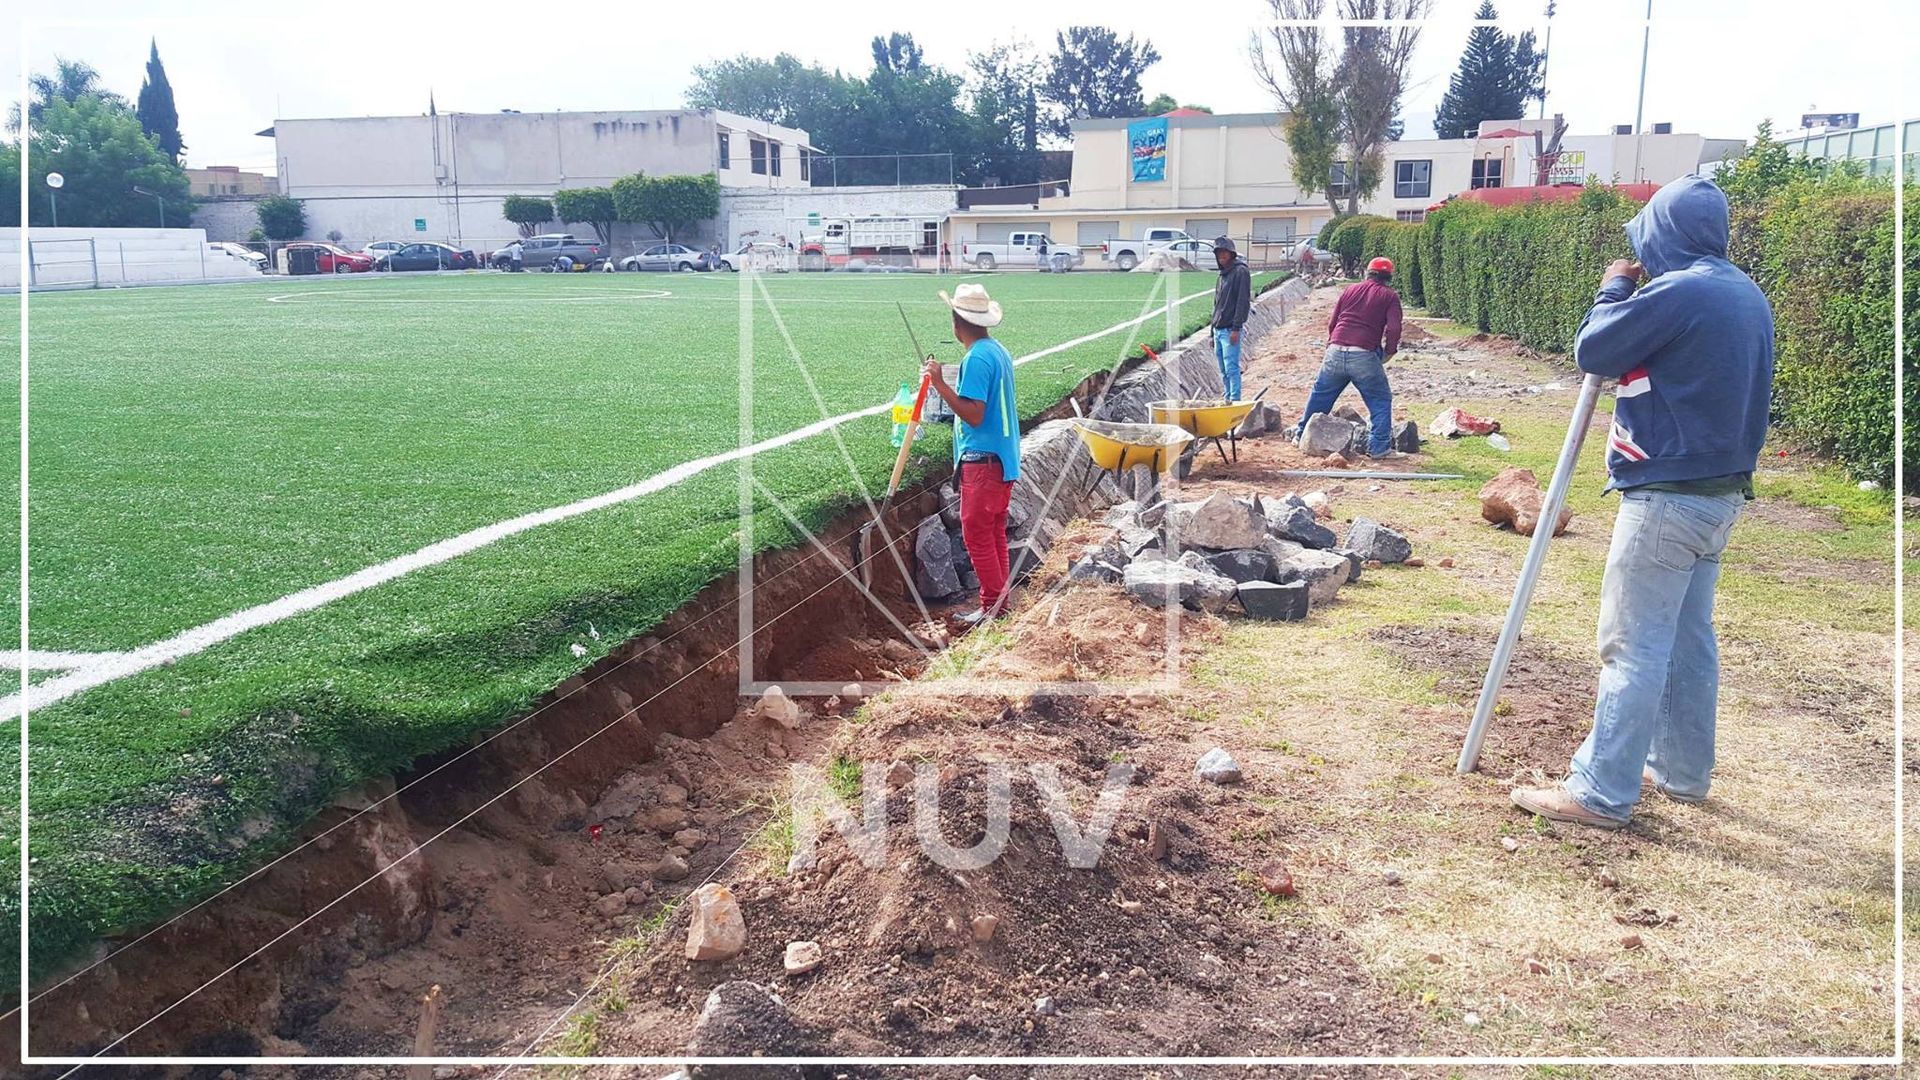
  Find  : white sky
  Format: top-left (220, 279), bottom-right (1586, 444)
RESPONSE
top-left (7, 0), bottom-right (1910, 172)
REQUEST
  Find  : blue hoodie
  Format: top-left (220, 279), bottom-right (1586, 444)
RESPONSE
top-left (1573, 175), bottom-right (1774, 491)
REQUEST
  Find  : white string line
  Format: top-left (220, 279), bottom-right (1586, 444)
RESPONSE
top-left (5, 289), bottom-right (1209, 721)
top-left (52, 518), bottom-right (929, 1069)
top-left (9, 288), bottom-right (1210, 1021)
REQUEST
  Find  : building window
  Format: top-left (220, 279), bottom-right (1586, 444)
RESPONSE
top-left (751, 139), bottom-right (767, 175)
top-left (799, 150), bottom-right (810, 181)
top-left (1395, 209), bottom-right (1426, 223)
top-left (718, 133), bottom-right (730, 169)
top-left (1393, 159), bottom-right (1431, 199)
top-left (769, 140), bottom-right (782, 177)
top-left (1471, 158), bottom-right (1503, 189)
top-left (1328, 161), bottom-right (1355, 200)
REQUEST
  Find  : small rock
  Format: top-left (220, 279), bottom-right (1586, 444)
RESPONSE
top-left (685, 883), bottom-right (748, 962)
top-left (971, 914), bottom-right (999, 942)
top-left (1118, 899), bottom-right (1143, 915)
top-left (1381, 869), bottom-right (1402, 886)
top-left (1204, 548), bottom-right (1277, 584)
top-left (1425, 952), bottom-right (1444, 964)
top-left (1257, 861), bottom-right (1296, 897)
top-left (1034, 996), bottom-right (1057, 1016)
top-left (1345, 517), bottom-right (1413, 564)
top-left (886, 760), bottom-right (914, 789)
top-left (674, 828), bottom-right (709, 851)
top-left (1403, 557), bottom-right (1425, 568)
top-left (1266, 502), bottom-right (1338, 549)
top-left (1195, 747), bottom-right (1244, 785)
top-left (1500, 837), bottom-right (1519, 853)
top-left (753, 685), bottom-right (804, 729)
top-left (1479, 466), bottom-right (1572, 537)
top-left (1526, 958), bottom-right (1548, 974)
top-left (1301, 490), bottom-right (1333, 519)
top-left (1439, 557), bottom-right (1455, 569)
top-left (1597, 868), bottom-right (1620, 889)
top-left (1392, 418), bottom-right (1422, 453)
top-left (1363, 559), bottom-right (1383, 570)
top-left (783, 940), bottom-right (823, 976)
top-left (1324, 452), bottom-right (1350, 468)
top-left (1463, 1011), bottom-right (1483, 1028)
top-left (654, 853), bottom-right (691, 881)
top-left (1275, 549), bottom-right (1350, 606)
top-left (1620, 934), bottom-right (1643, 950)
top-left (913, 514), bottom-right (963, 599)
top-left (593, 891), bottom-right (629, 918)
top-left (840, 682), bottom-right (863, 702)
top-left (643, 806), bottom-right (690, 833)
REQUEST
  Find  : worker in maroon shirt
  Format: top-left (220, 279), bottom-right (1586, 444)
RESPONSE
top-left (1293, 256), bottom-right (1404, 457)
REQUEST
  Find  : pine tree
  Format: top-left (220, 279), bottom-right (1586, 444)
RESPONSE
top-left (1431, 2), bottom-right (1544, 140)
top-left (136, 39), bottom-right (183, 162)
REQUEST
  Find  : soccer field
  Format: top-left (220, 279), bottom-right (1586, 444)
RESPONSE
top-left (7, 267), bottom-right (1261, 980)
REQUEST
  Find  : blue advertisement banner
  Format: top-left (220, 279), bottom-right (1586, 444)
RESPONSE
top-left (1128, 117), bottom-right (1168, 183)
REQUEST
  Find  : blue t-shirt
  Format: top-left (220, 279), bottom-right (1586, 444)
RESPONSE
top-left (953, 336), bottom-right (1020, 481)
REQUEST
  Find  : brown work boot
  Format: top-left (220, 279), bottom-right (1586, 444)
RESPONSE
top-left (1510, 784), bottom-right (1628, 830)
top-left (1641, 765), bottom-right (1706, 804)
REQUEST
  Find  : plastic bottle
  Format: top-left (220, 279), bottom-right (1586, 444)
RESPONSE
top-left (890, 381), bottom-right (915, 447)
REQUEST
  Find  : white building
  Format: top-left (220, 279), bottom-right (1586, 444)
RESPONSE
top-left (261, 108), bottom-right (818, 252)
top-left (947, 112), bottom-right (1744, 263)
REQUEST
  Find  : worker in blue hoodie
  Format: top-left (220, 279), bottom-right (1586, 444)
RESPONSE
top-left (1511, 176), bottom-right (1774, 830)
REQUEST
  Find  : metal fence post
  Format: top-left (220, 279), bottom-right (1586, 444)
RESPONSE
top-left (119, 242), bottom-right (127, 285)
top-left (89, 238), bottom-right (99, 288)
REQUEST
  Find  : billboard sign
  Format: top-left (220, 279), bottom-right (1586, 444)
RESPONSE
top-left (1800, 112), bottom-right (1859, 131)
top-left (1128, 118), bottom-right (1168, 183)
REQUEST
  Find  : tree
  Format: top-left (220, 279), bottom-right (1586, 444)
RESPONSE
top-left (1042, 26), bottom-right (1161, 137)
top-left (1252, 0), bottom-right (1344, 211)
top-left (685, 53), bottom-right (858, 145)
top-left (551, 187), bottom-right (616, 244)
top-left (871, 32), bottom-right (924, 74)
top-left (1431, 2), bottom-right (1545, 139)
top-left (9, 57), bottom-right (126, 133)
top-left (13, 93), bottom-right (192, 227)
top-left (613, 173), bottom-right (719, 241)
top-left (501, 195), bottom-right (554, 238)
top-left (1252, 0), bottom-right (1431, 215)
top-left (966, 40), bottom-right (1054, 185)
top-left (136, 39), bottom-right (184, 162)
top-left (1144, 94), bottom-right (1212, 115)
top-left (255, 194), bottom-right (306, 240)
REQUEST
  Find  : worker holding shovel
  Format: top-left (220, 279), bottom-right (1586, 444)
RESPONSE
top-left (923, 283), bottom-right (1021, 625)
top-left (1510, 176), bottom-right (1774, 830)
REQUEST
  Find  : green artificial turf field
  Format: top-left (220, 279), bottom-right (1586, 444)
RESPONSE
top-left (5, 267), bottom-right (1266, 984)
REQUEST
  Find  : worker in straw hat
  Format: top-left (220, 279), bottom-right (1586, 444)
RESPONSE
top-left (923, 282), bottom-right (1021, 625)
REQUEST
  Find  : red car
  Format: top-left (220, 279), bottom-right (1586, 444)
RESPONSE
top-left (288, 242), bottom-right (374, 274)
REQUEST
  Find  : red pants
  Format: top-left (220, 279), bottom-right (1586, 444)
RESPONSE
top-left (958, 459), bottom-right (1014, 612)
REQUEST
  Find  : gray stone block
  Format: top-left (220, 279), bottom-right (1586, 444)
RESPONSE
top-left (1238, 580), bottom-right (1309, 621)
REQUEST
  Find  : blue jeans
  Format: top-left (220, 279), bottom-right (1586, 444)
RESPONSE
top-left (1565, 489), bottom-right (1744, 821)
top-left (1213, 327), bottom-right (1243, 400)
top-left (1296, 346), bottom-right (1393, 455)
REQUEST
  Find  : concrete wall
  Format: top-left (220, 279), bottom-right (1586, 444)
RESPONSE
top-left (2, 227), bottom-right (267, 289)
top-left (719, 185), bottom-right (958, 248)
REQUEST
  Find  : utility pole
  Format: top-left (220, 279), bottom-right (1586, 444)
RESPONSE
top-left (1630, 0), bottom-right (1652, 182)
top-left (1538, 1), bottom-right (1556, 120)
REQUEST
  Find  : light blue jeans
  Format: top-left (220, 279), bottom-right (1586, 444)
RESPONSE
top-left (1295, 346), bottom-right (1393, 455)
top-left (1213, 327), bottom-right (1243, 400)
top-left (1565, 488), bottom-right (1744, 822)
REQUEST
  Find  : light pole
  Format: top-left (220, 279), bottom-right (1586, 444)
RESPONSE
top-left (1538, 2), bottom-right (1556, 120)
top-left (1630, 0), bottom-right (1653, 182)
top-left (45, 171), bottom-right (63, 227)
top-left (132, 184), bottom-right (166, 227)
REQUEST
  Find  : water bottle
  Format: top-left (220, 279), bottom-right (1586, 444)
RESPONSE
top-left (890, 381), bottom-right (915, 447)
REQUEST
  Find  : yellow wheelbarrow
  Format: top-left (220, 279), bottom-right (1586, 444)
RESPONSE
top-left (1071, 420), bottom-right (1196, 498)
top-left (1149, 397), bottom-right (1260, 466)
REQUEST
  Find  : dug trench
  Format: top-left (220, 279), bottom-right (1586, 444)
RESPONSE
top-left (11, 279), bottom-right (1318, 1070)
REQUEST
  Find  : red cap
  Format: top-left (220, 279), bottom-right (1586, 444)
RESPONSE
top-left (1367, 257), bottom-right (1394, 273)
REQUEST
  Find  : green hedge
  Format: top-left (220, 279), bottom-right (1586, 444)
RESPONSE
top-left (1352, 181), bottom-right (1895, 484)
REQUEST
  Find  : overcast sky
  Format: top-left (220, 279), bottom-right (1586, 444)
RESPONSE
top-left (7, 0), bottom-right (1909, 172)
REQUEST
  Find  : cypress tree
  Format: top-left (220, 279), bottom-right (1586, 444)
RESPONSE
top-left (1432, 2), bottom-right (1544, 140)
top-left (136, 38), bottom-right (184, 162)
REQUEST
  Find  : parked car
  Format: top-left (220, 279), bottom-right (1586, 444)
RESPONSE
top-left (957, 232), bottom-right (1082, 271)
top-left (508, 234), bottom-right (606, 270)
top-left (372, 242), bottom-right (478, 272)
top-left (1100, 228), bottom-right (1200, 270)
top-left (620, 243), bottom-right (711, 272)
top-left (209, 241), bottom-right (268, 271)
top-left (713, 241), bottom-right (787, 272)
top-left (362, 240), bottom-right (406, 260)
top-left (287, 242), bottom-right (374, 274)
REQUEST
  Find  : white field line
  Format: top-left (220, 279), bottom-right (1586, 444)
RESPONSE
top-left (5, 289), bottom-right (1210, 718)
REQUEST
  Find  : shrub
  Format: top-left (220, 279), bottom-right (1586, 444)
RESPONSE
top-left (1347, 177), bottom-right (1894, 485)
top-left (551, 188), bottom-right (615, 245)
top-left (255, 194), bottom-right (305, 241)
top-left (502, 194), bottom-right (554, 238)
top-left (1324, 214), bottom-right (1387, 277)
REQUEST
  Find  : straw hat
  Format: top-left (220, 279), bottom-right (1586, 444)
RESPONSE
top-left (939, 282), bottom-right (1003, 328)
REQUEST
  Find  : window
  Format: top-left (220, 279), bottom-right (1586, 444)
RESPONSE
top-left (1328, 161), bottom-right (1355, 199)
top-left (718, 133), bottom-right (730, 169)
top-left (1393, 159), bottom-right (1431, 199)
top-left (770, 140), bottom-right (782, 177)
top-left (799, 150), bottom-right (810, 181)
top-left (922, 221), bottom-right (938, 251)
top-left (751, 139), bottom-right (767, 175)
top-left (1252, 217), bottom-right (1298, 241)
top-left (1395, 209), bottom-right (1426, 223)
top-left (1471, 158), bottom-right (1503, 189)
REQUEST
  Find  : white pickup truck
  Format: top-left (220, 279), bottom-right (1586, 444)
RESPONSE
top-left (1100, 228), bottom-right (1202, 271)
top-left (958, 231), bottom-right (1084, 271)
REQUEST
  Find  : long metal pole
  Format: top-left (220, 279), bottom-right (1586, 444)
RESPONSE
top-left (1456, 372), bottom-right (1604, 774)
top-left (1630, 0), bottom-right (1652, 181)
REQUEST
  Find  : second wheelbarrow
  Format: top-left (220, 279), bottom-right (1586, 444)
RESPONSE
top-left (1071, 420), bottom-right (1196, 497)
top-left (1148, 398), bottom-right (1259, 465)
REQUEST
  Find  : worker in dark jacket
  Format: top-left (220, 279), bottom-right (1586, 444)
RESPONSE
top-left (1511, 176), bottom-right (1773, 830)
top-left (1293, 256), bottom-right (1403, 456)
top-left (1210, 236), bottom-right (1251, 400)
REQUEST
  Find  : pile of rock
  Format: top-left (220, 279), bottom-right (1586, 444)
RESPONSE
top-left (1298, 411), bottom-right (1422, 458)
top-left (1067, 490), bottom-right (1371, 621)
